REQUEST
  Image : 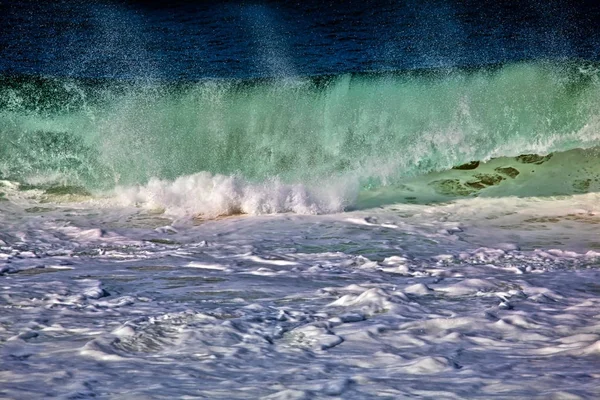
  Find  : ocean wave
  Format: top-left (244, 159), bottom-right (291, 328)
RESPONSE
top-left (1, 61), bottom-right (599, 195)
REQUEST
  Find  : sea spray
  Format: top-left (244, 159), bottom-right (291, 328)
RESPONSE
top-left (1, 61), bottom-right (599, 195)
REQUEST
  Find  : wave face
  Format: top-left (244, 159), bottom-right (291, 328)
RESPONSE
top-left (1, 61), bottom-right (600, 209)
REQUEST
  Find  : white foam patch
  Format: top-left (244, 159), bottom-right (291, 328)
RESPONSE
top-left (186, 261), bottom-right (228, 270)
top-left (285, 325), bottom-right (344, 350)
top-left (435, 278), bottom-right (499, 296)
top-left (241, 254), bottom-right (298, 266)
top-left (115, 172), bottom-right (358, 218)
top-left (81, 338), bottom-right (127, 362)
top-left (328, 286), bottom-right (410, 315)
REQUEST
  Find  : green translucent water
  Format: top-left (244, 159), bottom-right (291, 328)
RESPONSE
top-left (1, 61), bottom-right (599, 190)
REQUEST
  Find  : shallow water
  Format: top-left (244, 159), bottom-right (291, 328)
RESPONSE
top-left (2, 191), bottom-right (600, 399)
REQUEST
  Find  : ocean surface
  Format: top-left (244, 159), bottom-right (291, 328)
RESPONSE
top-left (2, 1), bottom-right (600, 399)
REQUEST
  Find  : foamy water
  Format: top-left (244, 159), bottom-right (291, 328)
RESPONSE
top-left (113, 172), bottom-right (358, 219)
top-left (2, 188), bottom-right (599, 399)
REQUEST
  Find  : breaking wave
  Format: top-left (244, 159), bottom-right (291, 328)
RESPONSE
top-left (2, 60), bottom-right (600, 215)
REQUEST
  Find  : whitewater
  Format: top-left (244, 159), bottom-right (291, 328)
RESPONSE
top-left (2, 2), bottom-right (600, 399)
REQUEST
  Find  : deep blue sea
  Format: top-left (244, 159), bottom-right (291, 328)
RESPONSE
top-left (2, 0), bottom-right (600, 80)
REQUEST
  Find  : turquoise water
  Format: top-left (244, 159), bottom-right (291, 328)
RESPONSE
top-left (1, 61), bottom-right (600, 194)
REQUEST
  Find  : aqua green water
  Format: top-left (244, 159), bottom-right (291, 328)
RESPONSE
top-left (1, 61), bottom-right (599, 190)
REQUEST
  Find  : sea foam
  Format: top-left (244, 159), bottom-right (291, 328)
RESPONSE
top-left (115, 171), bottom-right (358, 218)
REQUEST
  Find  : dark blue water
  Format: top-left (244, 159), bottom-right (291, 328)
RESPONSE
top-left (1, 0), bottom-right (599, 80)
